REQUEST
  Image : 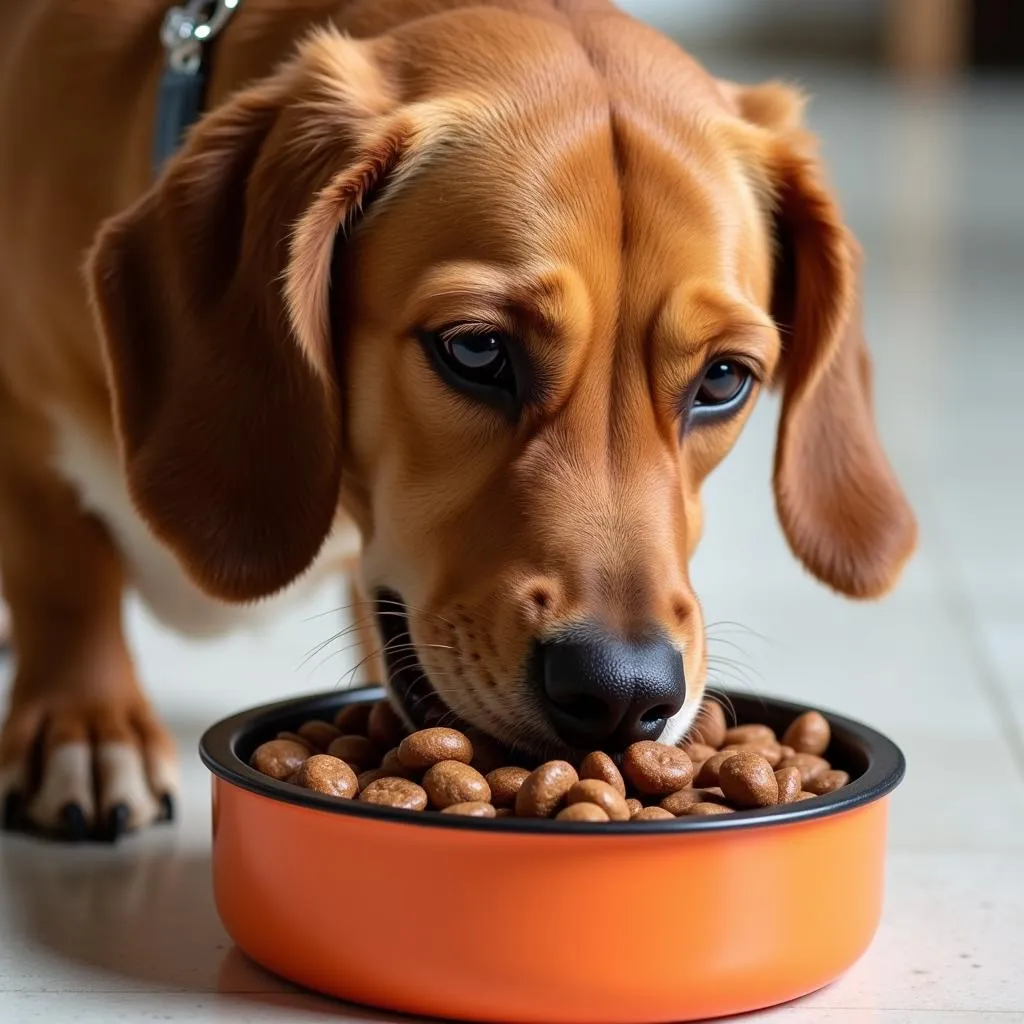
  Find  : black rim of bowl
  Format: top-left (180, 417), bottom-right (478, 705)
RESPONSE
top-left (199, 686), bottom-right (905, 836)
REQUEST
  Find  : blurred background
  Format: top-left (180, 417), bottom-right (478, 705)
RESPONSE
top-left (1, 2), bottom-right (1023, 1021)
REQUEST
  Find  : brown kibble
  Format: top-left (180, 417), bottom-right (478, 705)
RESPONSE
top-left (398, 727), bottom-right (473, 771)
top-left (805, 769), bottom-right (850, 795)
top-left (294, 754), bottom-right (358, 798)
top-left (782, 711), bottom-right (831, 757)
top-left (251, 739), bottom-right (310, 780)
top-left (334, 701), bottom-right (374, 734)
top-left (556, 802), bottom-right (610, 822)
top-left (515, 761), bottom-right (579, 818)
top-left (685, 802), bottom-right (732, 816)
top-left (358, 776), bottom-right (428, 810)
top-left (722, 742), bottom-right (783, 768)
top-left (633, 806), bottom-right (675, 821)
top-left (356, 768), bottom-right (391, 790)
top-left (779, 745), bottom-right (796, 759)
top-left (578, 751), bottom-right (627, 796)
top-left (694, 749), bottom-right (739, 787)
top-left (796, 791), bottom-right (816, 801)
top-left (367, 700), bottom-right (406, 748)
top-left (660, 787), bottom-right (728, 815)
top-left (486, 766), bottom-right (531, 809)
top-left (622, 741), bottom-right (693, 795)
top-left (423, 760), bottom-right (491, 809)
top-left (296, 720), bottom-right (342, 751)
top-left (719, 752), bottom-right (779, 808)
top-left (566, 779), bottom-right (631, 822)
top-left (723, 724), bottom-right (776, 747)
top-left (276, 731), bottom-right (314, 751)
top-left (777, 753), bottom-right (831, 786)
top-left (285, 769), bottom-right (302, 785)
top-left (626, 797), bottom-right (644, 818)
top-left (681, 742), bottom-right (717, 766)
top-left (495, 807), bottom-right (514, 818)
top-left (775, 766), bottom-right (802, 804)
top-left (689, 700), bottom-right (727, 748)
top-left (378, 747), bottom-right (415, 777)
top-left (465, 729), bottom-right (510, 775)
top-left (441, 801), bottom-right (497, 818)
top-left (326, 734), bottom-right (379, 770)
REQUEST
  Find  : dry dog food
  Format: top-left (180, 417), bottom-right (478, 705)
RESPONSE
top-left (248, 704), bottom-right (849, 822)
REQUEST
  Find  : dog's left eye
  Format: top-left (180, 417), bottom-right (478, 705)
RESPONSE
top-left (693, 360), bottom-right (753, 410)
top-left (426, 328), bottom-right (518, 399)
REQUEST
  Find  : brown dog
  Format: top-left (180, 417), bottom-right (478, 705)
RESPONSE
top-left (0, 0), bottom-right (915, 839)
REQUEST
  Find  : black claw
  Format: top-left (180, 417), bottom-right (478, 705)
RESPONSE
top-left (159, 792), bottom-right (176, 822)
top-left (2, 791), bottom-right (24, 831)
top-left (59, 802), bottom-right (88, 842)
top-left (100, 802), bottom-right (131, 843)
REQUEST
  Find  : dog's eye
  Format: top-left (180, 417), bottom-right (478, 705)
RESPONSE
top-left (427, 328), bottom-right (518, 399)
top-left (694, 360), bottom-right (752, 409)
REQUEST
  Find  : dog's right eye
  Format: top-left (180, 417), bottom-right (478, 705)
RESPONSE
top-left (423, 327), bottom-right (519, 404)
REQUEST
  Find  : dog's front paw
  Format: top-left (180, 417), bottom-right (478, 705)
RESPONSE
top-left (0, 694), bottom-right (178, 842)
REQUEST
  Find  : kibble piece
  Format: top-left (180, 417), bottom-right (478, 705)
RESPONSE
top-left (689, 700), bottom-right (727, 748)
top-left (805, 769), bottom-right (850, 795)
top-left (486, 766), bottom-right (531, 809)
top-left (442, 801), bottom-right (497, 818)
top-left (556, 802), bottom-right (610, 822)
top-left (796, 791), bottom-right (816, 801)
top-left (626, 797), bottom-right (644, 819)
top-left (777, 753), bottom-right (830, 786)
top-left (578, 751), bottom-right (627, 796)
top-left (782, 711), bottom-right (831, 757)
top-left (775, 766), bottom-right (802, 804)
top-left (566, 779), bottom-right (630, 822)
top-left (723, 724), bottom-right (776, 747)
top-left (722, 742), bottom-right (783, 768)
top-left (334, 701), bottom-right (374, 734)
top-left (660, 788), bottom-right (728, 815)
top-left (466, 729), bottom-right (510, 775)
top-left (294, 754), bottom-right (358, 798)
top-left (623, 741), bottom-right (693, 796)
top-left (515, 761), bottom-right (579, 818)
top-left (778, 745), bottom-right (796, 759)
top-left (398, 727), bottom-right (473, 771)
top-left (251, 739), bottom-right (311, 780)
top-left (719, 752), bottom-right (779, 808)
top-left (357, 768), bottom-right (391, 790)
top-left (495, 807), bottom-right (514, 818)
top-left (378, 747), bottom-right (415, 778)
top-left (326, 734), bottom-right (379, 770)
top-left (296, 720), bottom-right (342, 751)
top-left (285, 769), bottom-right (302, 785)
top-left (358, 777), bottom-right (428, 810)
top-left (633, 806), bottom-right (675, 821)
top-left (685, 802), bottom-right (732, 816)
top-left (681, 742), bottom-right (717, 766)
top-left (367, 700), bottom-right (406, 748)
top-left (423, 761), bottom-right (491, 809)
top-left (276, 731), bottom-right (314, 751)
top-left (694, 750), bottom-right (739, 787)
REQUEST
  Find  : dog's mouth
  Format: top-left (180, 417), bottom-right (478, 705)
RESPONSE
top-left (374, 590), bottom-right (467, 732)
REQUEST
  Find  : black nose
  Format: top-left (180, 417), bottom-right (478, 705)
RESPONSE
top-left (534, 630), bottom-right (686, 749)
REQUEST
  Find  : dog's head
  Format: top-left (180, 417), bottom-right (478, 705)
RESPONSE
top-left (89, 11), bottom-right (915, 756)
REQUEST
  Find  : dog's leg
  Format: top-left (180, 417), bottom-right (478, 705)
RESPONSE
top-left (0, 420), bottom-right (177, 840)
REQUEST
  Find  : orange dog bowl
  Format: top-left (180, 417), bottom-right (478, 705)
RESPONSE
top-left (200, 687), bottom-right (904, 1023)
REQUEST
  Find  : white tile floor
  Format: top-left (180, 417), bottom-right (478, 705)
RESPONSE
top-left (2, 60), bottom-right (1024, 1024)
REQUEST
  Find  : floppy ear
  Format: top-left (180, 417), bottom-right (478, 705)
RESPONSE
top-left (88, 34), bottom-right (414, 601)
top-left (728, 82), bottom-right (916, 598)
